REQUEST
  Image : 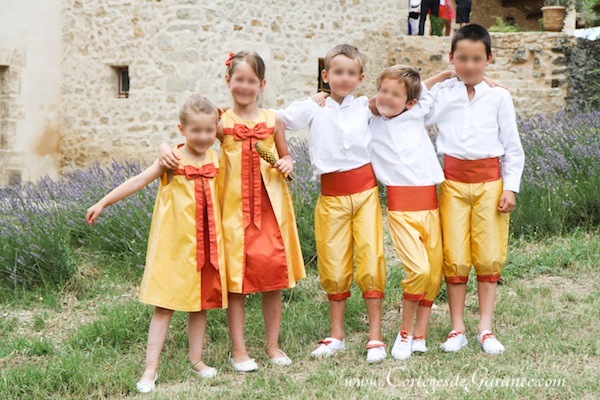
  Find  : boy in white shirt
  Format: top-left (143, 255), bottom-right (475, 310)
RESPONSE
top-left (277, 44), bottom-right (388, 363)
top-left (370, 65), bottom-right (446, 361)
top-left (428, 24), bottom-right (525, 355)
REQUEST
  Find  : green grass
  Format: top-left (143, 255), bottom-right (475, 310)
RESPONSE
top-left (0, 230), bottom-right (598, 399)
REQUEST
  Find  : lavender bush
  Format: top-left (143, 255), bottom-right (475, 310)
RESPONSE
top-left (289, 138), bottom-right (319, 265)
top-left (512, 111), bottom-right (600, 237)
top-left (0, 161), bottom-right (156, 291)
top-left (1, 111), bottom-right (597, 291)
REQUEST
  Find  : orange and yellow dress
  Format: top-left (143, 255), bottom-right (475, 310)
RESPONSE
top-left (218, 109), bottom-right (305, 294)
top-left (139, 146), bottom-right (228, 311)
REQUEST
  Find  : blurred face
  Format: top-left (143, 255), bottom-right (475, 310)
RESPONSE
top-left (376, 78), bottom-right (417, 118)
top-left (450, 40), bottom-right (492, 85)
top-left (225, 62), bottom-right (265, 106)
top-left (178, 113), bottom-right (217, 154)
top-left (322, 55), bottom-right (364, 98)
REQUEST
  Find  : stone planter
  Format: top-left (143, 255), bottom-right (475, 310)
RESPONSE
top-left (542, 6), bottom-right (566, 32)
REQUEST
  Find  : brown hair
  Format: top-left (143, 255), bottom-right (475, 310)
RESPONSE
top-left (324, 44), bottom-right (366, 73)
top-left (178, 94), bottom-right (218, 126)
top-left (376, 65), bottom-right (422, 101)
top-left (225, 50), bottom-right (266, 81)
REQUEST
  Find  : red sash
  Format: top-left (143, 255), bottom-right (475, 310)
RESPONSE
top-left (443, 155), bottom-right (500, 183)
top-left (387, 185), bottom-right (438, 212)
top-left (320, 163), bottom-right (377, 196)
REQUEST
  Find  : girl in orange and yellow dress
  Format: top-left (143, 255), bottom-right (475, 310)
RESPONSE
top-left (86, 95), bottom-right (227, 393)
top-left (160, 51), bottom-right (305, 372)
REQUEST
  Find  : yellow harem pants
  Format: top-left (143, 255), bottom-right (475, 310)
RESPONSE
top-left (388, 209), bottom-right (443, 306)
top-left (315, 186), bottom-right (386, 301)
top-left (439, 178), bottom-right (510, 283)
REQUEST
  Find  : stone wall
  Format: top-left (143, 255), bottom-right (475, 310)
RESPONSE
top-left (471, 0), bottom-right (542, 31)
top-left (0, 0), bottom-right (63, 185)
top-left (59, 0), bottom-right (406, 169)
top-left (1, 1), bottom-right (593, 183)
top-left (388, 32), bottom-right (577, 115)
top-left (0, 49), bottom-right (25, 186)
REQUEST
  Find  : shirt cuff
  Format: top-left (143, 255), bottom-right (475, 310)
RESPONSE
top-left (502, 177), bottom-right (521, 193)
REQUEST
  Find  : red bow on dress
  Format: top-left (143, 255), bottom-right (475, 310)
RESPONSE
top-left (223, 122), bottom-right (274, 229)
top-left (174, 163), bottom-right (219, 271)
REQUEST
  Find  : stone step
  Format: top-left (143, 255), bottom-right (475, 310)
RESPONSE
top-left (494, 79), bottom-right (536, 89)
top-left (514, 88), bottom-right (564, 98)
top-left (485, 70), bottom-right (520, 80)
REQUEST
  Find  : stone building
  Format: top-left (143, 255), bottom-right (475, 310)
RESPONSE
top-left (0, 0), bottom-right (590, 184)
top-left (472, 0), bottom-right (545, 31)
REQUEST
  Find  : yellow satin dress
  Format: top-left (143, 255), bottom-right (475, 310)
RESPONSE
top-left (139, 146), bottom-right (228, 311)
top-left (218, 109), bottom-right (305, 294)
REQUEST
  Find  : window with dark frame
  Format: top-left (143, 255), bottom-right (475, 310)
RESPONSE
top-left (318, 58), bottom-right (330, 94)
top-left (114, 66), bottom-right (129, 98)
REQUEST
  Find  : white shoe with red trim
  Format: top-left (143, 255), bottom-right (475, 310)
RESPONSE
top-left (310, 337), bottom-right (345, 358)
top-left (440, 330), bottom-right (468, 352)
top-left (391, 331), bottom-right (412, 360)
top-left (478, 330), bottom-right (505, 354)
top-left (411, 337), bottom-right (428, 353)
top-left (365, 340), bottom-right (387, 363)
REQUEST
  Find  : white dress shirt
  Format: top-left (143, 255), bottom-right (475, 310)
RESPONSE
top-left (276, 95), bottom-right (372, 177)
top-left (425, 78), bottom-right (525, 193)
top-left (371, 87), bottom-right (445, 187)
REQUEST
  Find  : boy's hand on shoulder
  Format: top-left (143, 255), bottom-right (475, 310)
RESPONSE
top-left (369, 96), bottom-right (380, 116)
top-left (498, 190), bottom-right (516, 213)
top-left (423, 70), bottom-right (456, 89)
top-left (311, 92), bottom-right (329, 107)
top-left (158, 143), bottom-right (180, 170)
top-left (484, 76), bottom-right (507, 90)
top-left (442, 70), bottom-right (457, 80)
top-left (273, 155), bottom-right (294, 175)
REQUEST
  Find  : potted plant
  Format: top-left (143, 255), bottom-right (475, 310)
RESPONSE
top-left (541, 0), bottom-right (571, 31)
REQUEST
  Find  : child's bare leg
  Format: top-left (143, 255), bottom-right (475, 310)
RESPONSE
top-left (445, 19), bottom-right (452, 36)
top-left (188, 311), bottom-right (210, 371)
top-left (262, 290), bottom-right (285, 358)
top-left (227, 293), bottom-right (251, 362)
top-left (477, 281), bottom-right (497, 333)
top-left (141, 307), bottom-right (174, 382)
top-left (365, 298), bottom-right (383, 341)
top-left (399, 299), bottom-right (418, 336)
top-left (329, 299), bottom-right (346, 340)
top-left (414, 305), bottom-right (433, 338)
top-left (447, 283), bottom-right (467, 332)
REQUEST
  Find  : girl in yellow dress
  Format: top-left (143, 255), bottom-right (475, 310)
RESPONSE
top-left (86, 95), bottom-right (227, 393)
top-left (160, 51), bottom-right (305, 371)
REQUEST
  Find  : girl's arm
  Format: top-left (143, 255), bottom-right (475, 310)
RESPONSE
top-left (85, 160), bottom-right (166, 225)
top-left (272, 114), bottom-right (294, 176)
top-left (216, 123), bottom-right (224, 143)
top-left (158, 143), bottom-right (179, 169)
top-left (159, 124), bottom-right (223, 169)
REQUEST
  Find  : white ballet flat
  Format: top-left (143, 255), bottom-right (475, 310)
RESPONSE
top-left (269, 350), bottom-right (292, 366)
top-left (136, 372), bottom-right (158, 393)
top-left (191, 366), bottom-right (218, 378)
top-left (228, 353), bottom-right (259, 372)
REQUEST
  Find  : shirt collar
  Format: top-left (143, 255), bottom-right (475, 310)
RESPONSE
top-left (326, 95), bottom-right (355, 109)
top-left (474, 80), bottom-right (491, 93)
top-left (454, 78), bottom-right (490, 93)
top-left (454, 79), bottom-right (490, 92)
